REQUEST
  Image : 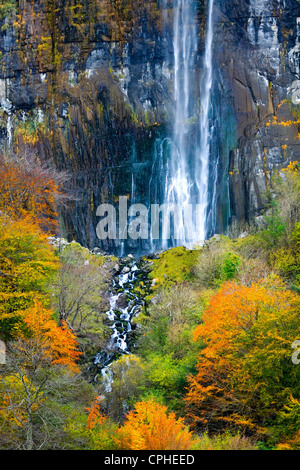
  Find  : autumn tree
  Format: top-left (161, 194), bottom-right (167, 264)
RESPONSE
top-left (0, 153), bottom-right (66, 234)
top-left (269, 221), bottom-right (300, 290)
top-left (185, 277), bottom-right (300, 437)
top-left (20, 298), bottom-right (81, 371)
top-left (0, 299), bottom-right (83, 449)
top-left (115, 398), bottom-right (196, 450)
top-left (0, 216), bottom-right (58, 339)
top-left (0, 345), bottom-right (92, 450)
top-left (83, 396), bottom-right (117, 450)
top-left (47, 242), bottom-right (111, 335)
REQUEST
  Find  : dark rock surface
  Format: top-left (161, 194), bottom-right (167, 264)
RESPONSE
top-left (214, 0), bottom-right (300, 223)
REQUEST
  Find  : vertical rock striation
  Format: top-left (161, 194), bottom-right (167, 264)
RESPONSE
top-left (214, 0), bottom-right (300, 224)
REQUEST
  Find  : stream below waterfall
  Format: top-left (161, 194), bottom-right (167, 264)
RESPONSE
top-left (93, 256), bottom-right (153, 392)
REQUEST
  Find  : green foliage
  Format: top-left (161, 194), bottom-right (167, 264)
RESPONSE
top-left (234, 233), bottom-right (268, 260)
top-left (0, 0), bottom-right (17, 21)
top-left (186, 276), bottom-right (300, 440)
top-left (0, 347), bottom-right (95, 450)
top-left (194, 237), bottom-right (242, 287)
top-left (100, 355), bottom-right (147, 423)
top-left (64, 408), bottom-right (118, 450)
top-left (259, 197), bottom-right (286, 246)
top-left (0, 217), bottom-right (58, 340)
top-left (134, 284), bottom-right (203, 414)
top-left (220, 251), bottom-right (241, 282)
top-left (141, 351), bottom-right (198, 414)
top-left (144, 353), bottom-right (180, 391)
top-left (292, 222), bottom-right (300, 246)
top-left (148, 246), bottom-right (198, 291)
top-left (192, 432), bottom-right (258, 450)
top-left (270, 223), bottom-right (300, 288)
top-left (136, 284), bottom-right (203, 359)
top-left (276, 397), bottom-right (300, 440)
top-left (269, 163), bottom-right (300, 237)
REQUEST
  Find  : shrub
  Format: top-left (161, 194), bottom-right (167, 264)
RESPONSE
top-left (193, 432), bottom-right (258, 450)
top-left (136, 284), bottom-right (202, 359)
top-left (269, 162), bottom-right (300, 237)
top-left (259, 197), bottom-right (286, 247)
top-left (270, 223), bottom-right (300, 288)
top-left (194, 238), bottom-right (241, 287)
top-left (236, 258), bottom-right (271, 286)
top-left (148, 246), bottom-right (198, 291)
top-left (114, 398), bottom-right (196, 450)
top-left (220, 251), bottom-right (241, 281)
top-left (100, 355), bottom-right (146, 423)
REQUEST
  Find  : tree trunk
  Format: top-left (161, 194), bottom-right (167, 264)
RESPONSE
top-left (26, 413), bottom-right (33, 450)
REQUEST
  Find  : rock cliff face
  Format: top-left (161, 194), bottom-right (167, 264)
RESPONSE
top-left (215, 0), bottom-right (300, 224)
top-left (0, 0), bottom-right (174, 252)
top-left (0, 0), bottom-right (299, 253)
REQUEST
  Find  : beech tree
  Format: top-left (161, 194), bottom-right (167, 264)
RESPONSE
top-left (0, 153), bottom-right (67, 234)
top-left (0, 216), bottom-right (58, 339)
top-left (115, 398), bottom-right (196, 450)
top-left (0, 298), bottom-right (83, 450)
top-left (0, 345), bottom-right (91, 450)
top-left (186, 277), bottom-right (300, 436)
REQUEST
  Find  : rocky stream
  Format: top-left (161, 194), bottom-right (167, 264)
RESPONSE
top-left (92, 255), bottom-right (155, 393)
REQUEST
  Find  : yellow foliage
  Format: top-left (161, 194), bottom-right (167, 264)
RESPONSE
top-left (0, 374), bottom-right (40, 427)
top-left (0, 215), bottom-right (59, 338)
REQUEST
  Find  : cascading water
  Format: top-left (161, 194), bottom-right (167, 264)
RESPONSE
top-left (164, 0), bottom-right (198, 246)
top-left (93, 259), bottom-right (145, 392)
top-left (94, 0), bottom-right (217, 389)
top-left (197, 0), bottom-right (215, 241)
top-left (150, 0), bottom-right (216, 250)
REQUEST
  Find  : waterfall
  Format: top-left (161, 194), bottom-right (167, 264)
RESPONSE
top-left (197, 0), bottom-right (215, 241)
top-left (159, 0), bottom-right (215, 248)
top-left (107, 0), bottom-right (217, 256)
top-left (162, 0), bottom-right (197, 248)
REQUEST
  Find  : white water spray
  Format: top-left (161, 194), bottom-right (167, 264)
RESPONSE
top-left (197, 0), bottom-right (215, 241)
top-left (163, 0), bottom-right (215, 247)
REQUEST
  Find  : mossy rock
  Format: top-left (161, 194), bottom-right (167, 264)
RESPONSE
top-left (147, 246), bottom-right (199, 291)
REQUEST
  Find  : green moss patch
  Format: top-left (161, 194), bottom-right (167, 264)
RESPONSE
top-left (147, 246), bottom-right (199, 291)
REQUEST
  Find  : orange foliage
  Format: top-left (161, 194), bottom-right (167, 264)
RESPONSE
top-left (86, 397), bottom-right (107, 431)
top-left (0, 155), bottom-right (62, 234)
top-left (185, 278), bottom-right (300, 433)
top-left (115, 399), bottom-right (195, 450)
top-left (21, 298), bottom-right (81, 372)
